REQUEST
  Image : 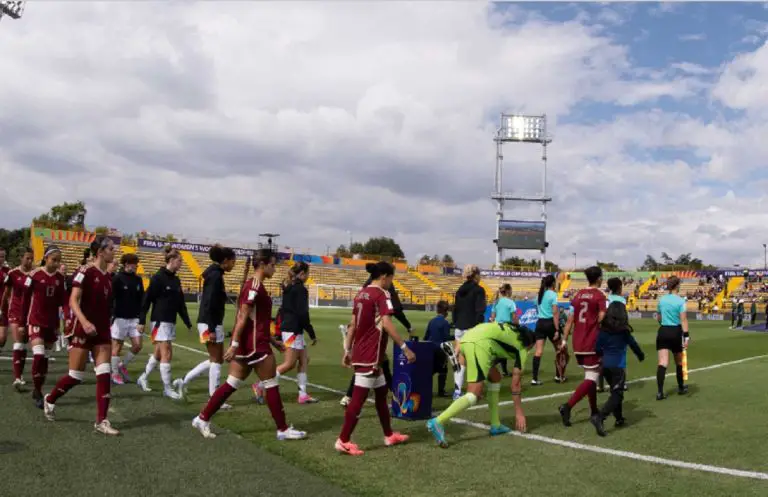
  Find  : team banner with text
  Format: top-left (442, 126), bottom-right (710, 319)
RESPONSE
top-left (137, 238), bottom-right (290, 260)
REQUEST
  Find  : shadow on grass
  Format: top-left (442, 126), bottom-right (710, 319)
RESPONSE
top-left (0, 440), bottom-right (27, 454)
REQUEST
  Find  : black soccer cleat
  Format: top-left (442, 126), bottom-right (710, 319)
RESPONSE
top-left (558, 403), bottom-right (572, 427)
top-left (656, 392), bottom-right (668, 401)
top-left (678, 385), bottom-right (689, 395)
top-left (590, 414), bottom-right (607, 437)
top-left (614, 417), bottom-right (626, 428)
top-left (32, 390), bottom-right (43, 410)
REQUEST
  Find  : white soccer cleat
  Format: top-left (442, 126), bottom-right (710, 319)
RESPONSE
top-left (13, 378), bottom-right (26, 392)
top-left (43, 395), bottom-right (56, 421)
top-left (339, 396), bottom-right (351, 407)
top-left (163, 388), bottom-right (182, 400)
top-left (172, 378), bottom-right (186, 399)
top-left (220, 403), bottom-right (233, 411)
top-left (136, 374), bottom-right (152, 392)
top-left (94, 419), bottom-right (120, 436)
top-left (277, 425), bottom-right (307, 441)
top-left (192, 416), bottom-right (216, 439)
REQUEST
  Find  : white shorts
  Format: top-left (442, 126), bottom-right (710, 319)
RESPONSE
top-left (150, 322), bottom-right (176, 343)
top-left (111, 318), bottom-right (142, 341)
top-left (281, 332), bottom-right (305, 350)
top-left (198, 323), bottom-right (224, 344)
top-left (454, 329), bottom-right (467, 341)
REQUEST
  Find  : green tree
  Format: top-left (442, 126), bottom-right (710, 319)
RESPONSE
top-left (33, 201), bottom-right (87, 230)
top-left (335, 245), bottom-right (351, 258)
top-left (0, 228), bottom-right (31, 266)
top-left (360, 237), bottom-right (405, 259)
top-left (597, 260), bottom-right (621, 271)
top-left (349, 242), bottom-right (365, 255)
top-left (93, 226), bottom-right (109, 235)
top-left (441, 254), bottom-right (454, 264)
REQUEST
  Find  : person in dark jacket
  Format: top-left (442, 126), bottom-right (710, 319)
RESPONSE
top-left (109, 253), bottom-right (145, 384)
top-left (425, 300), bottom-right (453, 397)
top-left (451, 264), bottom-right (486, 400)
top-left (590, 301), bottom-right (645, 437)
top-left (137, 246), bottom-right (192, 399)
top-left (174, 245), bottom-right (236, 403)
top-left (263, 261), bottom-right (319, 404)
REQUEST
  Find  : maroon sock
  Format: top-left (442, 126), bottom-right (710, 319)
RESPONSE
top-left (200, 382), bottom-right (236, 422)
top-left (265, 385), bottom-right (288, 432)
top-left (96, 373), bottom-right (111, 423)
top-left (587, 381), bottom-right (598, 415)
top-left (32, 354), bottom-right (45, 393)
top-left (19, 349), bottom-right (27, 377)
top-left (47, 373), bottom-right (81, 404)
top-left (41, 356), bottom-right (49, 377)
top-left (567, 379), bottom-right (592, 408)
top-left (12, 349), bottom-right (23, 380)
top-left (339, 385), bottom-right (369, 443)
top-left (374, 385), bottom-right (393, 437)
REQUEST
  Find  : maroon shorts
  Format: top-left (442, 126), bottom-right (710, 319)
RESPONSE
top-left (576, 354), bottom-right (601, 370)
top-left (234, 338), bottom-right (272, 366)
top-left (68, 326), bottom-right (111, 350)
top-left (29, 326), bottom-right (58, 344)
top-left (7, 311), bottom-right (26, 327)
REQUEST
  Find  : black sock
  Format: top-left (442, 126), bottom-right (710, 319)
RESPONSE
top-left (676, 364), bottom-right (684, 388)
top-left (656, 366), bottom-right (667, 394)
top-left (532, 356), bottom-right (541, 380)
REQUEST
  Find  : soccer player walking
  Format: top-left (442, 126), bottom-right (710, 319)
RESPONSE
top-left (427, 322), bottom-right (536, 448)
top-left (192, 249), bottom-right (306, 441)
top-left (558, 267), bottom-right (607, 427)
top-left (0, 248), bottom-right (9, 357)
top-left (44, 236), bottom-right (120, 435)
top-left (24, 246), bottom-right (66, 408)
top-left (175, 245), bottom-right (236, 404)
top-left (655, 276), bottom-right (689, 400)
top-left (110, 253), bottom-right (145, 384)
top-left (137, 247), bottom-right (192, 399)
top-left (590, 301), bottom-right (644, 436)
top-left (335, 262), bottom-right (414, 456)
top-left (451, 265), bottom-right (486, 400)
top-left (2, 247), bottom-right (35, 390)
top-left (531, 275), bottom-right (560, 385)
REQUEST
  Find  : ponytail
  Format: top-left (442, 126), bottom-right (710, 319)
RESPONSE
top-left (538, 275), bottom-right (555, 305)
top-left (366, 261), bottom-right (394, 280)
top-left (81, 248), bottom-right (91, 266)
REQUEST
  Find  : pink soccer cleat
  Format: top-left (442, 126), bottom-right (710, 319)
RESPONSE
top-left (335, 439), bottom-right (364, 456)
top-left (384, 432), bottom-right (410, 447)
top-left (118, 364), bottom-right (131, 383)
top-left (111, 373), bottom-right (125, 385)
top-left (298, 393), bottom-right (318, 404)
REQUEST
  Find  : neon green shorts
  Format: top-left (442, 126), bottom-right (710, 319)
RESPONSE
top-left (460, 342), bottom-right (494, 384)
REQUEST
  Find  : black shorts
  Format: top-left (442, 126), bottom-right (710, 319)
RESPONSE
top-left (535, 318), bottom-right (557, 341)
top-left (656, 325), bottom-right (683, 353)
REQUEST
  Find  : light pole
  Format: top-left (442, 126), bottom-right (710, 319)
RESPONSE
top-left (572, 252), bottom-right (577, 271)
top-left (347, 231), bottom-right (353, 250)
top-left (0, 1), bottom-right (25, 21)
top-left (763, 243), bottom-right (766, 271)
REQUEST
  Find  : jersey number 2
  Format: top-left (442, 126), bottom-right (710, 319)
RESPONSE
top-left (578, 301), bottom-right (589, 324)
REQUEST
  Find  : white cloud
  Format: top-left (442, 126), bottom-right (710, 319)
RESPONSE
top-left (0, 3), bottom-right (767, 270)
top-left (679, 33), bottom-right (706, 42)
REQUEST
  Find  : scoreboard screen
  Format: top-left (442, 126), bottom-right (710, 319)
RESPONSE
top-left (497, 220), bottom-right (546, 250)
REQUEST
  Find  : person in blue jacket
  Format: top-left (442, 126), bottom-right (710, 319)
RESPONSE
top-left (590, 300), bottom-right (645, 437)
top-left (424, 300), bottom-right (453, 397)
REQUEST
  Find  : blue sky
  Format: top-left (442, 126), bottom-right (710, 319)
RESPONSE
top-left (1, 2), bottom-right (768, 268)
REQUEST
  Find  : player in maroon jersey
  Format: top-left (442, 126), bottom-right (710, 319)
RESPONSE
top-left (1, 247), bottom-right (35, 390)
top-left (192, 249), bottom-right (307, 441)
top-left (43, 236), bottom-right (120, 435)
top-left (558, 266), bottom-right (607, 427)
top-left (24, 246), bottom-right (66, 408)
top-left (0, 248), bottom-right (9, 356)
top-left (335, 261), bottom-right (415, 456)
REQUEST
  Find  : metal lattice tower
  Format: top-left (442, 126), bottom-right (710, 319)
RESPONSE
top-left (0, 1), bottom-right (25, 22)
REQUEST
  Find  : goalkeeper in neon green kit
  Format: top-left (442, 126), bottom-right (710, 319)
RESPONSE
top-left (427, 322), bottom-right (536, 447)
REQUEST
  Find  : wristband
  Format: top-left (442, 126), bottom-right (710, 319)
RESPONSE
top-left (400, 343), bottom-right (408, 351)
top-left (231, 341), bottom-right (239, 348)
top-left (683, 332), bottom-right (690, 339)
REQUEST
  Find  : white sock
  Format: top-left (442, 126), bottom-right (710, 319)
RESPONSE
top-left (297, 372), bottom-right (307, 394)
top-left (209, 362), bottom-right (222, 397)
top-left (123, 350), bottom-right (135, 366)
top-left (159, 362), bottom-right (172, 390)
top-left (110, 356), bottom-right (120, 373)
top-left (183, 360), bottom-right (210, 386)
top-left (144, 355), bottom-right (158, 377)
top-left (455, 365), bottom-right (465, 391)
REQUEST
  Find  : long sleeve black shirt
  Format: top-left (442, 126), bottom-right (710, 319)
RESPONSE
top-left (112, 270), bottom-right (144, 320)
top-left (197, 263), bottom-right (227, 328)
top-left (452, 280), bottom-right (487, 330)
top-left (141, 267), bottom-right (191, 327)
top-left (280, 280), bottom-right (316, 339)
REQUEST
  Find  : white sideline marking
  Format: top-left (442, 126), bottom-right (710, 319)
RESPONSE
top-left (450, 417), bottom-right (768, 481)
top-left (170, 340), bottom-right (768, 480)
top-left (468, 354), bottom-right (768, 411)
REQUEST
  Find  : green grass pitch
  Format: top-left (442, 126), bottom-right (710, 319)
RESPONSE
top-left (1, 306), bottom-right (767, 496)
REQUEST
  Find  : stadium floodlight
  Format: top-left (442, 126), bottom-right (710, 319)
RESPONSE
top-left (0, 1), bottom-right (26, 21)
top-left (498, 114), bottom-right (547, 143)
top-left (491, 113), bottom-right (553, 271)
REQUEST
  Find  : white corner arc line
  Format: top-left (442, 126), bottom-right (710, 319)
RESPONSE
top-left (450, 417), bottom-right (768, 481)
top-left (170, 340), bottom-right (768, 480)
top-left (468, 354), bottom-right (768, 411)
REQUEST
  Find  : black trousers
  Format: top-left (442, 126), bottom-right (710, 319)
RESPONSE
top-left (599, 367), bottom-right (626, 420)
top-left (346, 358), bottom-right (393, 397)
top-left (432, 348), bottom-right (448, 394)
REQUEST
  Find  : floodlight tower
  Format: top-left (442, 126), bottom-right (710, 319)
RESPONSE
top-left (0, 1), bottom-right (26, 22)
top-left (491, 114), bottom-right (552, 271)
top-left (258, 233), bottom-right (280, 252)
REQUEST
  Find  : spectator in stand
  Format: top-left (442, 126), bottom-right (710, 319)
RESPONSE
top-left (751, 300), bottom-right (758, 325)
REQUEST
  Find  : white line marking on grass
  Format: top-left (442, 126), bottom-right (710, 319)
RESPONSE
top-left (171, 341), bottom-right (768, 481)
top-left (468, 354), bottom-right (768, 411)
top-left (449, 417), bottom-right (768, 481)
